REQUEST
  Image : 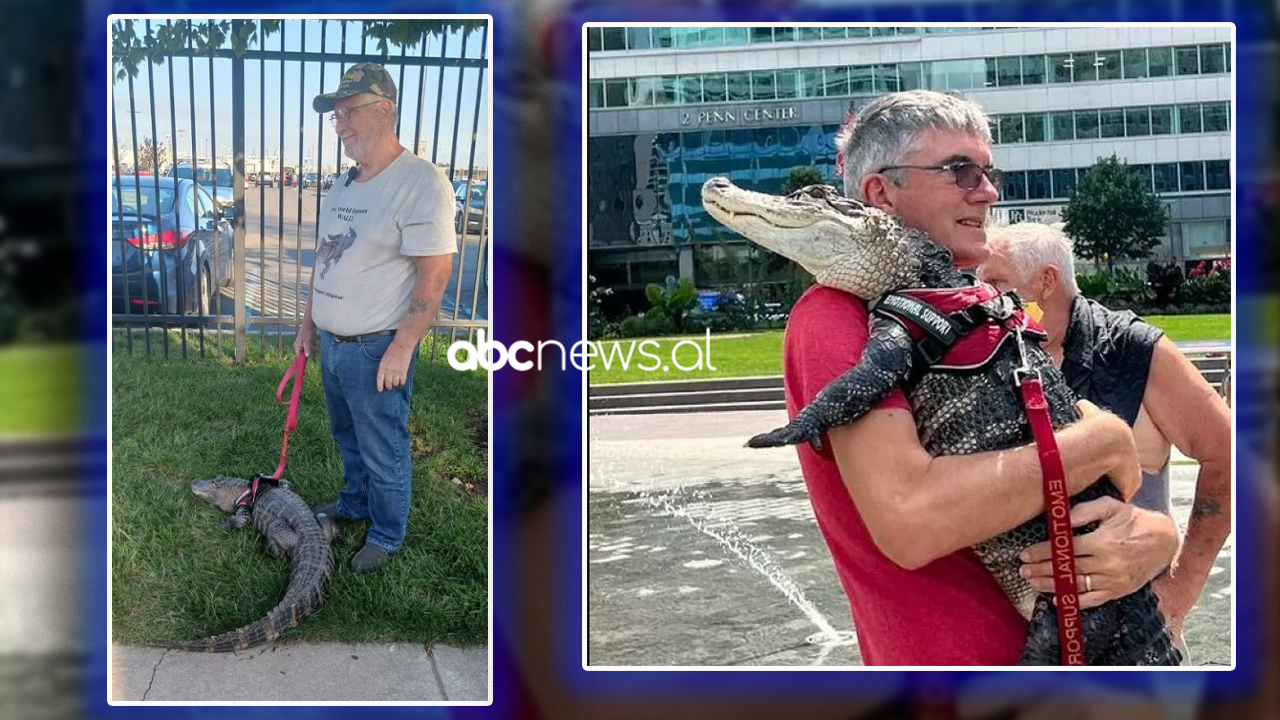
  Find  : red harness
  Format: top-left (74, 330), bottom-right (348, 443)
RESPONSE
top-left (873, 283), bottom-right (1085, 665)
top-left (234, 353), bottom-right (308, 513)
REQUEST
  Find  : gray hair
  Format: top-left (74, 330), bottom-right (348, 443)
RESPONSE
top-left (838, 90), bottom-right (992, 201)
top-left (987, 222), bottom-right (1081, 298)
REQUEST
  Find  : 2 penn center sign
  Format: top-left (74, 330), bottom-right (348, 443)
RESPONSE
top-left (680, 105), bottom-right (798, 127)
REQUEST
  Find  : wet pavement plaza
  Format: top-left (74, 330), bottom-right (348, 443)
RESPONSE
top-left (587, 410), bottom-right (1234, 668)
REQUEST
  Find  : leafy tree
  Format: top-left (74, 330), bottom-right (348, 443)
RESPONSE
top-left (781, 166), bottom-right (824, 195)
top-left (134, 136), bottom-right (167, 175)
top-left (644, 277), bottom-right (698, 332)
top-left (1062, 154), bottom-right (1169, 273)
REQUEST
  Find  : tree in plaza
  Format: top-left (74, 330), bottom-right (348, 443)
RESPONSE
top-left (781, 166), bottom-right (825, 195)
top-left (134, 136), bottom-right (167, 175)
top-left (1062, 154), bottom-right (1169, 274)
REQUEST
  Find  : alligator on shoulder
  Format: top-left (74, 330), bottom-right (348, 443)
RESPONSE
top-left (701, 177), bottom-right (1179, 666)
top-left (168, 476), bottom-right (338, 653)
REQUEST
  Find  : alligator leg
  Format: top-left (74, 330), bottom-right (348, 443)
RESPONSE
top-left (748, 316), bottom-right (915, 451)
top-left (264, 519), bottom-right (299, 558)
top-left (316, 513), bottom-right (340, 543)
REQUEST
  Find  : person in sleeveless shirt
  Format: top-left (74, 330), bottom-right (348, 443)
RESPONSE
top-left (295, 64), bottom-right (457, 572)
top-left (980, 223), bottom-right (1231, 661)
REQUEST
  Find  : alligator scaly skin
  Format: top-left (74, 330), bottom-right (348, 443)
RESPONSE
top-left (703, 179), bottom-right (1180, 666)
top-left (170, 477), bottom-right (336, 653)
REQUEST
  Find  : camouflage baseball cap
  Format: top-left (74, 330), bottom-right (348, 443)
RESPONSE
top-left (312, 62), bottom-right (397, 113)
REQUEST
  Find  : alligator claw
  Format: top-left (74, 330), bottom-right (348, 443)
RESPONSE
top-left (747, 423), bottom-right (820, 449)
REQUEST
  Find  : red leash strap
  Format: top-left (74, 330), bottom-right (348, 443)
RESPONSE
top-left (271, 353), bottom-right (308, 479)
top-left (1017, 368), bottom-right (1085, 666)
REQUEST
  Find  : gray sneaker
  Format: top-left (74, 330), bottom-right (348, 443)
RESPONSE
top-left (311, 501), bottom-right (354, 521)
top-left (351, 543), bottom-right (394, 572)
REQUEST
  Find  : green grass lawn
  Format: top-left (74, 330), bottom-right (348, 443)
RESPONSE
top-left (0, 343), bottom-right (82, 436)
top-left (111, 334), bottom-right (488, 647)
top-left (589, 314), bottom-right (1230, 385)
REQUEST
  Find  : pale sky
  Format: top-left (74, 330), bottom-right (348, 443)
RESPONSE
top-left (109, 18), bottom-right (490, 173)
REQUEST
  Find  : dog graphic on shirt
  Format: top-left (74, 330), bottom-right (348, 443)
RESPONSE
top-left (317, 228), bottom-right (357, 280)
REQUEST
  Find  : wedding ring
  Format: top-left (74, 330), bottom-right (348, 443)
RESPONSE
top-left (1084, 573), bottom-right (1093, 593)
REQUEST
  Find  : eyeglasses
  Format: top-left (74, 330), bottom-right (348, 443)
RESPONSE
top-left (876, 161), bottom-right (1005, 191)
top-left (328, 100), bottom-right (382, 126)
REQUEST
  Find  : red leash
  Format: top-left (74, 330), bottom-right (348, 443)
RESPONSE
top-left (1013, 323), bottom-right (1085, 666)
top-left (271, 353), bottom-right (308, 479)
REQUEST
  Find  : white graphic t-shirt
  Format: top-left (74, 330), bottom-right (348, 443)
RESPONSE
top-left (311, 150), bottom-right (457, 336)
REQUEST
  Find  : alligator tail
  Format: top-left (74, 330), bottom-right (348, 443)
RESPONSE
top-left (167, 540), bottom-right (332, 653)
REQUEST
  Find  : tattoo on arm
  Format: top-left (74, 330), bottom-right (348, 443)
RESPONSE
top-left (1190, 498), bottom-right (1222, 522)
top-left (407, 298), bottom-right (430, 315)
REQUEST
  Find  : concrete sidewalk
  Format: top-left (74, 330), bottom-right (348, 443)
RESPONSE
top-left (110, 642), bottom-right (488, 702)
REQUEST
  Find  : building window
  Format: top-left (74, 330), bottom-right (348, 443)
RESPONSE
top-left (1180, 161), bottom-right (1205, 191)
top-left (1022, 54), bottom-right (1046, 85)
top-left (1148, 46), bottom-right (1173, 77)
top-left (985, 58), bottom-right (999, 88)
top-left (1049, 53), bottom-right (1073, 83)
top-left (799, 27), bottom-right (823, 42)
top-left (727, 72), bottom-right (751, 102)
top-left (824, 66), bottom-right (850, 96)
top-left (1004, 170), bottom-right (1027, 201)
top-left (1074, 110), bottom-right (1099, 139)
top-left (671, 28), bottom-right (701, 48)
top-left (773, 27), bottom-right (795, 43)
top-left (652, 27), bottom-right (673, 48)
top-left (1182, 220), bottom-right (1228, 259)
top-left (703, 73), bottom-right (727, 103)
top-left (997, 55), bottom-right (1022, 87)
top-left (588, 80), bottom-right (604, 109)
top-left (1178, 104), bottom-right (1202, 134)
top-left (1128, 164), bottom-right (1152, 191)
top-left (1150, 105), bottom-right (1174, 134)
top-left (724, 27), bottom-right (748, 45)
top-left (751, 71), bottom-right (776, 101)
top-left (750, 27), bottom-right (773, 43)
top-left (626, 28), bottom-right (652, 50)
top-left (1175, 45), bottom-right (1199, 75)
top-left (587, 27), bottom-right (602, 52)
top-left (989, 117), bottom-right (1001, 144)
top-left (899, 62), bottom-right (923, 91)
top-left (1122, 48), bottom-right (1148, 79)
top-left (1027, 169), bottom-right (1052, 200)
top-left (1205, 160), bottom-right (1230, 189)
top-left (678, 75), bottom-right (702, 104)
top-left (1000, 115), bottom-right (1025, 144)
top-left (1100, 109), bottom-right (1125, 138)
top-left (1052, 168), bottom-right (1077, 198)
top-left (1200, 43), bottom-right (1227, 73)
top-left (1154, 163), bottom-right (1179, 192)
top-left (799, 69), bottom-right (824, 98)
top-left (872, 27), bottom-right (895, 37)
top-left (1202, 101), bottom-right (1229, 132)
top-left (1051, 111), bottom-right (1074, 141)
top-left (823, 27), bottom-right (847, 40)
top-left (1125, 107), bottom-right (1151, 136)
top-left (1073, 52), bottom-right (1098, 83)
top-left (601, 27), bottom-right (627, 51)
top-left (1096, 50), bottom-right (1122, 81)
top-left (605, 78), bottom-right (629, 108)
top-left (873, 64), bottom-right (900, 93)
top-left (700, 27), bottom-right (725, 47)
top-left (849, 65), bottom-right (874, 94)
top-left (847, 27), bottom-right (871, 39)
top-left (1024, 113), bottom-right (1047, 142)
top-left (775, 70), bottom-right (798, 99)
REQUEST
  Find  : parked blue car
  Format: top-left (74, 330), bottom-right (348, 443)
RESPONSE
top-left (111, 176), bottom-right (234, 316)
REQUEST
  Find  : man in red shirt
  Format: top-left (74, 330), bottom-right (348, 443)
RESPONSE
top-left (785, 91), bottom-right (1180, 665)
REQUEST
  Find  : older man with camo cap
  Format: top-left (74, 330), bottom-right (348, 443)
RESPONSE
top-left (296, 62), bottom-right (457, 572)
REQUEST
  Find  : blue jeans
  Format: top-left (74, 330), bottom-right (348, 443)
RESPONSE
top-left (318, 330), bottom-right (417, 552)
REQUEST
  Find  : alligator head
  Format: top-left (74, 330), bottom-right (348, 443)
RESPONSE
top-left (701, 177), bottom-right (949, 299)
top-left (190, 476), bottom-right (249, 513)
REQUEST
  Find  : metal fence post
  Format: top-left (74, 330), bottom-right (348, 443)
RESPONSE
top-left (232, 23), bottom-right (247, 363)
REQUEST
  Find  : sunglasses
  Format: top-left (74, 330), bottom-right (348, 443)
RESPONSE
top-left (876, 161), bottom-right (1005, 191)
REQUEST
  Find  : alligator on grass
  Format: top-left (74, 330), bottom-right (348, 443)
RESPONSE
top-left (169, 476), bottom-right (338, 653)
top-left (701, 177), bottom-right (1179, 666)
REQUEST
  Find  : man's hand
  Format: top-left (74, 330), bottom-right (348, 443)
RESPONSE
top-left (1020, 496), bottom-right (1178, 609)
top-left (294, 321), bottom-right (315, 358)
top-left (376, 341), bottom-right (416, 392)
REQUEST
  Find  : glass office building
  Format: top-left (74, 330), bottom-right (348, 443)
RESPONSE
top-left (587, 26), bottom-right (1234, 296)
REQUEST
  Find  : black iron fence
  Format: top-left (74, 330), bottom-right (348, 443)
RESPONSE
top-left (109, 18), bottom-right (490, 362)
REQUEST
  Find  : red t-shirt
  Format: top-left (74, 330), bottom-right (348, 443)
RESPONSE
top-left (783, 285), bottom-right (1027, 665)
